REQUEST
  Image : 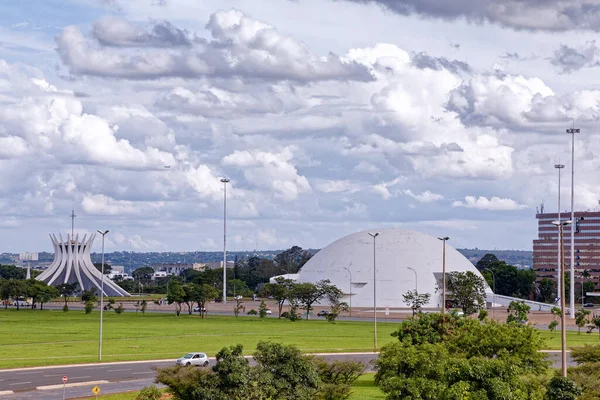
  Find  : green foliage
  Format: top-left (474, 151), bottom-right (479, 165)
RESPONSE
top-left (445, 271), bottom-right (486, 315)
top-left (132, 267), bottom-right (154, 285)
top-left (378, 313), bottom-right (549, 399)
top-left (480, 259), bottom-right (536, 300)
top-left (261, 277), bottom-right (295, 318)
top-left (538, 279), bottom-right (557, 304)
top-left (402, 290), bottom-right (431, 316)
top-left (84, 300), bottom-right (94, 314)
top-left (157, 342), bottom-right (319, 400)
top-left (575, 308), bottom-right (591, 334)
top-left (193, 284), bottom-right (218, 319)
top-left (56, 283), bottom-right (78, 307)
top-left (545, 376), bottom-right (582, 400)
top-left (135, 385), bottom-right (162, 400)
top-left (62, 304), bottom-right (69, 312)
top-left (313, 358), bottom-right (365, 385)
top-left (0, 265), bottom-right (27, 279)
top-left (478, 309), bottom-right (488, 321)
top-left (81, 289), bottom-right (97, 303)
top-left (140, 299), bottom-right (147, 315)
top-left (549, 320), bottom-right (558, 335)
top-left (476, 254), bottom-right (499, 271)
top-left (567, 361), bottom-right (600, 400)
top-left (290, 280), bottom-right (343, 320)
top-left (114, 303), bottom-right (125, 314)
top-left (233, 297), bottom-right (243, 318)
top-left (167, 280), bottom-right (185, 316)
top-left (259, 300), bottom-right (268, 319)
top-left (274, 246), bottom-right (313, 274)
top-left (507, 300), bottom-right (531, 324)
top-left (247, 309), bottom-right (257, 316)
top-left (93, 262), bottom-right (112, 276)
top-left (326, 302), bottom-right (349, 323)
top-left (571, 344), bottom-right (600, 364)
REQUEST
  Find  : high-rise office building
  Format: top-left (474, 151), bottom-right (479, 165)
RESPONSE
top-left (533, 210), bottom-right (600, 292)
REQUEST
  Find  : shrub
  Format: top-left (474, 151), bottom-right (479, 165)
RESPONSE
top-left (478, 309), bottom-right (488, 321)
top-left (259, 300), bottom-right (268, 319)
top-left (247, 309), bottom-right (257, 316)
top-left (314, 359), bottom-right (365, 384)
top-left (546, 376), bottom-right (582, 400)
top-left (84, 300), bottom-right (94, 314)
top-left (136, 385), bottom-right (162, 400)
top-left (314, 383), bottom-right (352, 400)
top-left (114, 303), bottom-right (125, 314)
top-left (571, 345), bottom-right (600, 364)
top-left (62, 304), bottom-right (69, 312)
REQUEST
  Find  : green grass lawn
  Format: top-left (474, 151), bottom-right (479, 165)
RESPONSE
top-left (0, 309), bottom-right (397, 368)
top-left (539, 329), bottom-right (600, 349)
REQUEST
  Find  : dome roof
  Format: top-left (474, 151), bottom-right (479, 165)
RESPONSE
top-left (297, 228), bottom-right (490, 308)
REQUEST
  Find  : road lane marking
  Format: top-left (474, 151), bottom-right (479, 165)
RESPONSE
top-left (70, 376), bottom-right (91, 379)
top-left (9, 382), bottom-right (31, 386)
top-left (0, 390), bottom-right (14, 395)
top-left (110, 369), bottom-right (131, 372)
top-left (132, 372), bottom-right (153, 375)
top-left (37, 380), bottom-right (109, 390)
top-left (15, 371), bottom-right (38, 375)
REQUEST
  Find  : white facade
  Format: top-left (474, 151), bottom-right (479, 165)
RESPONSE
top-left (297, 228), bottom-right (491, 308)
top-left (36, 233), bottom-right (130, 297)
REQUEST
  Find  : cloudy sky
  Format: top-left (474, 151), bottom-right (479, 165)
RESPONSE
top-left (2, 0), bottom-right (600, 253)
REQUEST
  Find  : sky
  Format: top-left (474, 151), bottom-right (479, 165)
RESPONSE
top-left (2, 0), bottom-right (600, 253)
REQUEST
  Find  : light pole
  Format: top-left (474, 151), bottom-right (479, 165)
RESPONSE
top-left (567, 125), bottom-right (579, 319)
top-left (407, 266), bottom-right (417, 293)
top-left (482, 268), bottom-right (496, 320)
top-left (221, 178), bottom-right (230, 304)
top-left (438, 237), bottom-right (450, 314)
top-left (555, 163), bottom-right (564, 302)
top-left (368, 232), bottom-right (379, 352)
top-left (552, 219), bottom-right (572, 378)
top-left (96, 229), bottom-right (109, 361)
top-left (343, 266), bottom-right (352, 317)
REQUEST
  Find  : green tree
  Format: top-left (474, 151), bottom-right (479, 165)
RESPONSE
top-left (274, 246), bottom-right (313, 274)
top-left (549, 320), bottom-right (559, 335)
top-left (290, 280), bottom-right (343, 320)
top-left (37, 284), bottom-right (59, 310)
top-left (507, 300), bottom-right (531, 324)
top-left (402, 290), bottom-right (431, 316)
top-left (132, 267), bottom-right (154, 285)
top-left (182, 283), bottom-right (198, 315)
top-left (575, 308), bottom-right (591, 335)
top-left (167, 280), bottom-right (185, 316)
top-left (56, 283), bottom-right (78, 311)
top-left (259, 300), bottom-right (268, 320)
top-left (93, 262), bottom-right (112, 275)
top-left (261, 277), bottom-right (295, 318)
top-left (0, 280), bottom-right (10, 309)
top-left (445, 271), bottom-right (486, 315)
top-left (233, 297), bottom-right (243, 318)
top-left (326, 302), bottom-right (349, 323)
top-left (81, 289), bottom-right (97, 303)
top-left (8, 279), bottom-right (27, 310)
top-left (0, 265), bottom-right (27, 280)
top-left (538, 278), bottom-right (557, 303)
top-left (193, 284), bottom-right (218, 319)
top-left (475, 253), bottom-right (499, 271)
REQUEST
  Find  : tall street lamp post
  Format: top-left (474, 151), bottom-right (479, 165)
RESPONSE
top-left (343, 266), bottom-right (352, 317)
top-left (368, 232), bottom-right (379, 352)
top-left (221, 178), bottom-right (230, 304)
top-left (482, 268), bottom-right (496, 320)
top-left (438, 237), bottom-right (450, 314)
top-left (555, 163), bottom-right (564, 302)
top-left (96, 229), bottom-right (109, 361)
top-left (552, 219), bottom-right (572, 378)
top-left (567, 125), bottom-right (579, 319)
top-left (407, 266), bottom-right (417, 293)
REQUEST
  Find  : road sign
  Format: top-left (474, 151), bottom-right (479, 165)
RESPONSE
top-left (62, 376), bottom-right (68, 383)
top-left (385, 306), bottom-right (390, 316)
top-left (92, 386), bottom-right (101, 395)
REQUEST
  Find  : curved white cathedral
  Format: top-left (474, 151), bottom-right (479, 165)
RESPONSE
top-left (36, 233), bottom-right (130, 297)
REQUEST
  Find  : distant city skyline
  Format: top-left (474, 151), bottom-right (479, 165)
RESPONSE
top-left (2, 1), bottom-right (600, 252)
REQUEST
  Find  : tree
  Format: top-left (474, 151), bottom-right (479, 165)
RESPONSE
top-left (56, 283), bottom-right (78, 310)
top-left (325, 302), bottom-right (349, 323)
top-left (0, 265), bottom-right (26, 280)
top-left (274, 246), bottom-right (313, 274)
top-left (132, 267), bottom-right (154, 285)
top-left (538, 278), bottom-right (557, 303)
top-left (575, 308), bottom-right (591, 335)
top-left (227, 279), bottom-right (249, 297)
top-left (402, 290), bottom-right (431, 316)
top-left (507, 300), bottom-right (531, 324)
top-left (167, 280), bottom-right (185, 316)
top-left (475, 253), bottom-right (499, 271)
top-left (7, 279), bottom-right (27, 310)
top-left (81, 289), bottom-right (97, 303)
top-left (37, 284), bottom-right (59, 310)
top-left (182, 283), bottom-right (198, 315)
top-left (291, 280), bottom-right (343, 320)
top-left (445, 271), bottom-right (486, 315)
top-left (259, 300), bottom-right (268, 320)
top-left (261, 277), bottom-right (295, 318)
top-left (233, 297), bottom-right (243, 318)
top-left (93, 262), bottom-right (112, 275)
top-left (193, 284), bottom-right (218, 319)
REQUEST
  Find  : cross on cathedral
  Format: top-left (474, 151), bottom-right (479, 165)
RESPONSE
top-left (70, 209), bottom-right (77, 239)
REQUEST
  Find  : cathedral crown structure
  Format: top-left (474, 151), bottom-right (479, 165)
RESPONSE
top-left (36, 233), bottom-right (130, 297)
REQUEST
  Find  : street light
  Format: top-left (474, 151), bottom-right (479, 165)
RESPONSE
top-left (555, 163), bottom-right (564, 302)
top-left (343, 266), bottom-right (353, 317)
top-left (368, 232), bottom-right (379, 352)
top-left (482, 268), bottom-right (496, 320)
top-left (438, 237), bottom-right (450, 314)
top-left (552, 219), bottom-right (572, 378)
top-left (407, 266), bottom-right (417, 293)
top-left (220, 178), bottom-right (230, 304)
top-left (96, 229), bottom-right (109, 361)
top-left (567, 125), bottom-right (579, 319)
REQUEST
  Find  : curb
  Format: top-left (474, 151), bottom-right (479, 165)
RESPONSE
top-left (37, 380), bottom-right (109, 390)
top-left (0, 391), bottom-right (13, 396)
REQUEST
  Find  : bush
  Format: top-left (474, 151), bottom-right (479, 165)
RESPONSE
top-left (84, 301), bottom-right (94, 314)
top-left (478, 309), bottom-right (488, 321)
top-left (62, 304), bottom-right (69, 312)
top-left (136, 385), bottom-right (162, 400)
top-left (314, 359), bottom-right (365, 384)
top-left (114, 303), bottom-right (125, 314)
top-left (546, 376), bottom-right (582, 400)
top-left (571, 344), bottom-right (600, 364)
top-left (314, 383), bottom-right (351, 400)
top-left (247, 309), bottom-right (257, 316)
top-left (281, 311), bottom-right (290, 319)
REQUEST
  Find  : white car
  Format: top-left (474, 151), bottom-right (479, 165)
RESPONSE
top-left (176, 352), bottom-right (209, 367)
top-left (266, 309), bottom-right (272, 315)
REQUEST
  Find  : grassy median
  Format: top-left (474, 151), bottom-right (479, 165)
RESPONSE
top-left (2, 309), bottom-right (600, 368)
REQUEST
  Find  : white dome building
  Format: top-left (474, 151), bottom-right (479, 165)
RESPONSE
top-left (297, 228), bottom-right (491, 308)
